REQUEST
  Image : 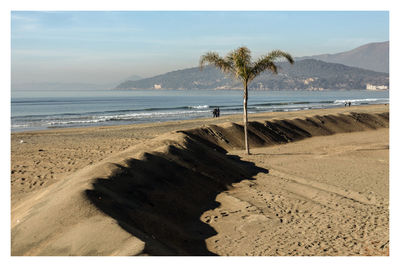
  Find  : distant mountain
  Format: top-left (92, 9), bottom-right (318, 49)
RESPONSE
top-left (116, 59), bottom-right (389, 91)
top-left (123, 74), bottom-right (143, 81)
top-left (296, 41), bottom-right (389, 73)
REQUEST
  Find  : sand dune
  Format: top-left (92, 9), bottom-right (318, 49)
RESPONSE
top-left (10, 104), bottom-right (387, 202)
top-left (11, 107), bottom-right (389, 255)
top-left (182, 111), bottom-right (388, 151)
top-left (205, 129), bottom-right (388, 255)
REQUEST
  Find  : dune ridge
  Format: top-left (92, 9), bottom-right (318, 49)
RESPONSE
top-left (181, 111), bottom-right (388, 151)
top-left (11, 111), bottom-right (389, 255)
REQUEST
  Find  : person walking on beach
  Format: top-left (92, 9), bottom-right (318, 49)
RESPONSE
top-left (348, 101), bottom-right (351, 107)
top-left (212, 108), bottom-right (217, 118)
top-left (345, 102), bottom-right (347, 107)
top-left (217, 107), bottom-right (220, 117)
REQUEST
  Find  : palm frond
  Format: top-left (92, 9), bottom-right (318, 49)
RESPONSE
top-left (200, 47), bottom-right (293, 84)
top-left (265, 50), bottom-right (294, 64)
top-left (227, 47), bottom-right (252, 81)
top-left (200, 46), bottom-right (294, 155)
top-left (199, 52), bottom-right (234, 74)
top-left (249, 50), bottom-right (294, 82)
top-left (249, 58), bottom-right (278, 81)
top-left (198, 46), bottom-right (294, 156)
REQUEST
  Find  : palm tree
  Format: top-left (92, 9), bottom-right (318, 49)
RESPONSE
top-left (200, 46), bottom-right (294, 155)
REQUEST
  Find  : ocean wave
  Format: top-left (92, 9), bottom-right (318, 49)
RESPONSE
top-left (104, 109), bottom-right (211, 119)
top-left (39, 109), bottom-right (213, 126)
top-left (11, 93), bottom-right (389, 132)
top-left (12, 104), bottom-right (245, 121)
top-left (253, 103), bottom-right (316, 110)
top-left (253, 100), bottom-right (333, 107)
top-left (334, 98), bottom-right (388, 104)
top-left (188, 105), bottom-right (209, 109)
top-left (11, 124), bottom-right (29, 128)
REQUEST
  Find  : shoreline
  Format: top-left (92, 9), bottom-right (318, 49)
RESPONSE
top-left (11, 104), bottom-right (389, 255)
top-left (12, 103), bottom-right (388, 135)
top-left (11, 104), bottom-right (389, 203)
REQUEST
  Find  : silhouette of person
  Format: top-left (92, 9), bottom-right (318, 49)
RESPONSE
top-left (212, 108), bottom-right (217, 117)
top-left (217, 107), bottom-right (220, 117)
top-left (349, 102), bottom-right (351, 107)
top-left (345, 102), bottom-right (347, 107)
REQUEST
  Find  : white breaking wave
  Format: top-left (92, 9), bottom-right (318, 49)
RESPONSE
top-left (43, 109), bottom-right (212, 126)
top-left (188, 105), bottom-right (209, 109)
top-left (11, 92), bottom-right (389, 132)
top-left (11, 124), bottom-right (29, 128)
top-left (334, 98), bottom-right (388, 104)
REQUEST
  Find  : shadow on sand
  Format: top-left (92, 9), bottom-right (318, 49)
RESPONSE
top-left (84, 112), bottom-right (389, 255)
top-left (85, 134), bottom-right (268, 255)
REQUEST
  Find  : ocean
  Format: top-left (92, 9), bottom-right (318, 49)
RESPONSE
top-left (11, 89), bottom-right (389, 132)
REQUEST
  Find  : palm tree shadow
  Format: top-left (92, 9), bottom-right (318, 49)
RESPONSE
top-left (85, 135), bottom-right (268, 256)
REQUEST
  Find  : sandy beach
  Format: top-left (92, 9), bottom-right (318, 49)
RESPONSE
top-left (11, 104), bottom-right (389, 256)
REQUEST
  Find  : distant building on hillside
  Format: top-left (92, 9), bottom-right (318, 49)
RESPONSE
top-left (366, 83), bottom-right (388, 91)
top-left (303, 77), bottom-right (315, 85)
top-left (154, 84), bottom-right (162, 89)
top-left (257, 82), bottom-right (265, 90)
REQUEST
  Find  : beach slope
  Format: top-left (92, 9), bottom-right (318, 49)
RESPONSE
top-left (11, 105), bottom-right (389, 255)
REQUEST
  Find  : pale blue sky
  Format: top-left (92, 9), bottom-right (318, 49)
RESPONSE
top-left (11, 11), bottom-right (389, 85)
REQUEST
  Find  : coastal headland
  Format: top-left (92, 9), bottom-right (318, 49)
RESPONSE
top-left (11, 104), bottom-right (389, 256)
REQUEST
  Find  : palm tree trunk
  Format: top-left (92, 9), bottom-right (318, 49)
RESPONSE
top-left (243, 82), bottom-right (250, 155)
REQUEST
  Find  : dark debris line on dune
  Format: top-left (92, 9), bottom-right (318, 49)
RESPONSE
top-left (85, 112), bottom-right (388, 255)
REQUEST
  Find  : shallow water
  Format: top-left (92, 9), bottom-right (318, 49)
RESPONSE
top-left (11, 89), bottom-right (389, 132)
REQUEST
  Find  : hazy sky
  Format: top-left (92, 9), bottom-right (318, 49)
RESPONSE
top-left (11, 11), bottom-right (389, 85)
